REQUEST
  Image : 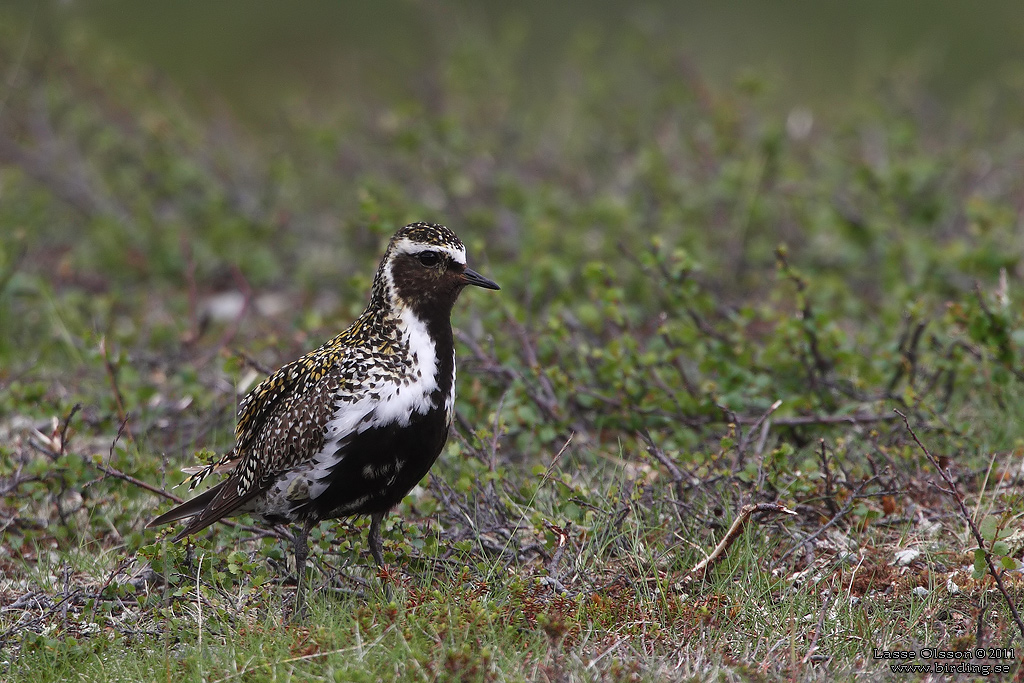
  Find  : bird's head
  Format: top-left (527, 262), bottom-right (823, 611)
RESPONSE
top-left (372, 222), bottom-right (499, 318)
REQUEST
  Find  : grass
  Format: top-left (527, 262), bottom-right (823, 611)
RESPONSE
top-left (3, 6), bottom-right (1024, 681)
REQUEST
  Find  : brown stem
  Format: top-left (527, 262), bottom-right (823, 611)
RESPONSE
top-left (896, 409), bottom-right (1024, 641)
top-left (686, 502), bottom-right (796, 579)
top-left (99, 337), bottom-right (133, 442)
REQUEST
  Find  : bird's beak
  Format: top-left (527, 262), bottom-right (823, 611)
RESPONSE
top-left (460, 267), bottom-right (500, 290)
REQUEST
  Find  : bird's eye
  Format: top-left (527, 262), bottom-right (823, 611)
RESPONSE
top-left (417, 251), bottom-right (441, 267)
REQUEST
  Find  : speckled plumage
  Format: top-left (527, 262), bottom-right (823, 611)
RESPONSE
top-left (149, 223), bottom-right (498, 601)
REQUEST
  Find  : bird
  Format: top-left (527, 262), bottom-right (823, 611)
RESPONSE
top-left (148, 222), bottom-right (499, 611)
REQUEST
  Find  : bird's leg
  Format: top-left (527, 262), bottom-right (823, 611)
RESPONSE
top-left (368, 511), bottom-right (386, 568)
top-left (290, 519), bottom-right (314, 621)
top-left (368, 511), bottom-right (393, 601)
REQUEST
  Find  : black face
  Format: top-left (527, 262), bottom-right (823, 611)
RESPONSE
top-left (390, 249), bottom-right (499, 319)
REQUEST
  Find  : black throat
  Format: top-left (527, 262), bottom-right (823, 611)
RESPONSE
top-left (387, 254), bottom-right (462, 404)
top-left (422, 311), bottom-right (456, 407)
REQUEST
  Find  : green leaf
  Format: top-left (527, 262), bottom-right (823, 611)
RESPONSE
top-left (972, 549), bottom-right (987, 580)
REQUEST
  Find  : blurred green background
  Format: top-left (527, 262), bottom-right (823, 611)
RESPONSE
top-left (3, 0), bottom-right (1024, 391)
top-left (8, 0), bottom-right (1024, 123)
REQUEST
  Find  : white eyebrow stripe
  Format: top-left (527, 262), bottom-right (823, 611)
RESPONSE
top-left (444, 246), bottom-right (467, 265)
top-left (393, 238), bottom-right (466, 265)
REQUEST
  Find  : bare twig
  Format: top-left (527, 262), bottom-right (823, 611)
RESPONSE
top-left (99, 337), bottom-right (132, 442)
top-left (607, 395), bottom-right (898, 429)
top-left (741, 412), bottom-right (898, 427)
top-left (774, 474), bottom-right (879, 567)
top-left (95, 459), bottom-right (185, 504)
top-left (92, 417), bottom-right (178, 501)
top-left (801, 587), bottom-right (832, 666)
top-left (776, 247), bottom-right (832, 384)
top-left (58, 403), bottom-right (81, 458)
top-left (89, 418), bottom-right (286, 541)
top-left (455, 327), bottom-right (561, 423)
top-left (685, 503), bottom-right (796, 580)
top-left (735, 399), bottom-right (782, 467)
top-left (638, 429), bottom-right (685, 500)
top-left (544, 521), bottom-right (571, 580)
top-left (234, 348), bottom-right (274, 376)
top-left (484, 434), bottom-right (574, 578)
top-left (817, 439), bottom-right (839, 517)
top-left (896, 409), bottom-right (1024, 641)
top-left (886, 317), bottom-right (927, 396)
top-left (509, 317), bottom-right (561, 420)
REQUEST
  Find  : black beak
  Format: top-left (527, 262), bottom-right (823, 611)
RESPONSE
top-left (461, 267), bottom-right (500, 290)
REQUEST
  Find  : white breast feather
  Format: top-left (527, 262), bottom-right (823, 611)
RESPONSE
top-left (300, 307), bottom-right (440, 500)
top-left (446, 348), bottom-right (456, 425)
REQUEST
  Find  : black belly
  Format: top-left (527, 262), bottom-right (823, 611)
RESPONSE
top-left (308, 405), bottom-right (451, 521)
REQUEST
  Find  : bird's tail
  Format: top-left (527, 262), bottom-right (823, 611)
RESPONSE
top-left (147, 481), bottom-right (225, 537)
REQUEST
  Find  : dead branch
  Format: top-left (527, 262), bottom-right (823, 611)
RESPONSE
top-left (886, 317), bottom-right (927, 396)
top-left (509, 316), bottom-right (561, 420)
top-left (99, 337), bottom-right (133, 442)
top-left (87, 416), bottom-right (182, 503)
top-left (58, 403), bottom-right (81, 458)
top-left (685, 502), bottom-right (796, 580)
top-left (86, 416), bottom-right (287, 541)
top-left (95, 462), bottom-right (183, 504)
top-left (233, 348), bottom-right (274, 376)
top-left (735, 399), bottom-right (782, 467)
top-left (638, 429), bottom-right (685, 500)
top-left (801, 587), bottom-right (832, 666)
top-left (896, 409), bottom-right (1024, 641)
top-left (455, 327), bottom-right (561, 423)
top-left (741, 412), bottom-right (898, 427)
top-left (776, 247), bottom-right (832, 385)
top-left (774, 474), bottom-right (879, 567)
top-left (817, 439), bottom-right (839, 517)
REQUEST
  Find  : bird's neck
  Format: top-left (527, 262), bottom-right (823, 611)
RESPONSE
top-left (395, 302), bottom-right (455, 400)
top-left (394, 301), bottom-right (454, 356)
